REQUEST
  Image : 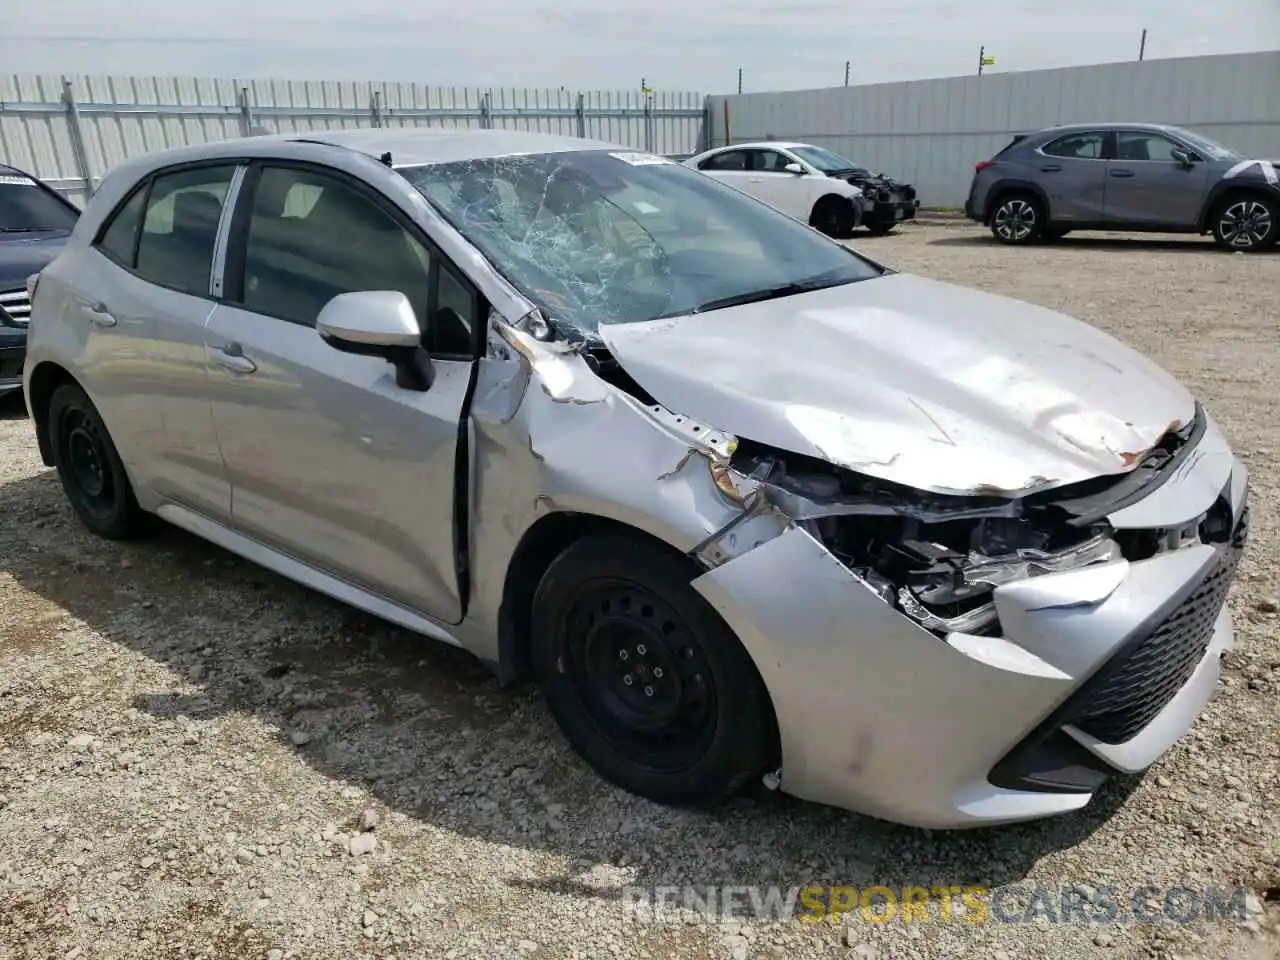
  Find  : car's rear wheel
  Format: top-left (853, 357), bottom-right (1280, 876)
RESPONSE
top-left (990, 193), bottom-right (1044, 244)
top-left (810, 196), bottom-right (856, 238)
top-left (49, 383), bottom-right (153, 539)
top-left (530, 531), bottom-right (777, 808)
top-left (1210, 194), bottom-right (1278, 251)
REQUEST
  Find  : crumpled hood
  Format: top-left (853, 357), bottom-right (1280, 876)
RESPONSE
top-left (599, 272), bottom-right (1196, 497)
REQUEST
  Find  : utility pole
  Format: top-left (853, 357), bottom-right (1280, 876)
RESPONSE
top-left (737, 68), bottom-right (743, 94)
top-left (977, 45), bottom-right (985, 76)
top-left (1139, 29), bottom-right (1147, 61)
top-left (844, 61), bottom-right (850, 86)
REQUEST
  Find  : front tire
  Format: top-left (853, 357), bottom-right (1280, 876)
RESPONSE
top-left (48, 383), bottom-right (153, 540)
top-left (1210, 194), bottom-right (1278, 251)
top-left (810, 196), bottom-right (856, 238)
top-left (989, 193), bottom-right (1044, 244)
top-left (865, 221), bottom-right (896, 236)
top-left (531, 532), bottom-right (778, 808)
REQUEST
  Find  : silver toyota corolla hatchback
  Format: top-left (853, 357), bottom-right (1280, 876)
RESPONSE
top-left (23, 129), bottom-right (1249, 829)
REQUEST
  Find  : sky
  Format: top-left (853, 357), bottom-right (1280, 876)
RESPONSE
top-left (1, 0), bottom-right (1277, 94)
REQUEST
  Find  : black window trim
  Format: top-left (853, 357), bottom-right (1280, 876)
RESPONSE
top-left (90, 158), bottom-right (246, 298)
top-left (221, 157), bottom-right (485, 362)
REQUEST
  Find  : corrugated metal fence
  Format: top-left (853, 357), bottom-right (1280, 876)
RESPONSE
top-left (1, 74), bottom-right (710, 206)
top-left (707, 51), bottom-right (1280, 208)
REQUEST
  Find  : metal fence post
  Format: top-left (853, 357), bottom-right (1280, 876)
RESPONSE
top-left (575, 93), bottom-right (586, 139)
top-left (60, 78), bottom-right (96, 199)
top-left (237, 88), bottom-right (253, 137)
top-left (643, 91), bottom-right (654, 153)
top-left (370, 89), bottom-right (383, 128)
top-left (480, 92), bottom-right (492, 130)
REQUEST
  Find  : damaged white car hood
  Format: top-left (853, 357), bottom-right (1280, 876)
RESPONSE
top-left (599, 272), bottom-right (1196, 496)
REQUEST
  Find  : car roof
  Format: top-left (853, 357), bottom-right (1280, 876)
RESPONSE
top-left (706, 141), bottom-right (813, 151)
top-left (104, 127), bottom-right (633, 177)
top-left (1024, 122), bottom-right (1189, 137)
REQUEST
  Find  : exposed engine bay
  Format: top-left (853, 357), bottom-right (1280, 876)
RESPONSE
top-left (836, 167), bottom-right (918, 206)
top-left (728, 417), bottom-right (1210, 638)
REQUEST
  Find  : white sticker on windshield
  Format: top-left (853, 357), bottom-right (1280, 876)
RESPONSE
top-left (631, 200), bottom-right (660, 214)
top-left (609, 152), bottom-right (670, 166)
top-left (0, 175), bottom-right (37, 187)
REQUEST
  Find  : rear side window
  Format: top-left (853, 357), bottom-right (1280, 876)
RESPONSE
top-left (1042, 133), bottom-right (1106, 160)
top-left (135, 166), bottom-right (237, 295)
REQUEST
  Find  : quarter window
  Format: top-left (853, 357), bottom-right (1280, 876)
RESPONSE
top-left (134, 165), bottom-right (237, 294)
top-left (95, 185), bottom-right (148, 267)
top-left (1042, 133), bottom-right (1106, 160)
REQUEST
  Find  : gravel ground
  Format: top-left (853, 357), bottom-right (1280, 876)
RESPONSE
top-left (1, 223), bottom-right (1278, 960)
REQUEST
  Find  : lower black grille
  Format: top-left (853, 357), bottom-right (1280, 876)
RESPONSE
top-left (0, 352), bottom-right (23, 380)
top-left (1065, 506), bottom-right (1247, 745)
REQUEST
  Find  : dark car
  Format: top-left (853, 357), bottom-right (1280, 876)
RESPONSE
top-left (965, 122), bottom-right (1280, 251)
top-left (1, 164), bottom-right (80, 398)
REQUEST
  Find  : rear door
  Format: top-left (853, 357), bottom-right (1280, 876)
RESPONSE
top-left (204, 161), bottom-right (478, 624)
top-left (1036, 131), bottom-right (1111, 222)
top-left (1103, 130), bottom-right (1212, 226)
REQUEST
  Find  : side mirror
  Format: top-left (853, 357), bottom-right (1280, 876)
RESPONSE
top-left (784, 162), bottom-right (806, 175)
top-left (1170, 147), bottom-right (1196, 168)
top-left (317, 290), bottom-right (434, 391)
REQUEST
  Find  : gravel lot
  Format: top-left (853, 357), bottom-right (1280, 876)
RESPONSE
top-left (1, 223), bottom-right (1278, 960)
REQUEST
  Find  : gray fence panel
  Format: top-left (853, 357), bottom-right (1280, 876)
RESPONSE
top-left (1, 74), bottom-right (709, 206)
top-left (707, 51), bottom-right (1280, 208)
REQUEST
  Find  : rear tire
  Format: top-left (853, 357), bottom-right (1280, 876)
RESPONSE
top-left (530, 532), bottom-right (778, 808)
top-left (48, 383), bottom-right (153, 540)
top-left (810, 196), bottom-right (856, 238)
top-left (1210, 194), bottom-right (1278, 251)
top-left (989, 193), bottom-right (1045, 245)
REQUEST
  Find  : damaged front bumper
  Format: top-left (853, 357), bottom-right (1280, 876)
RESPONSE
top-left (689, 410), bottom-right (1249, 828)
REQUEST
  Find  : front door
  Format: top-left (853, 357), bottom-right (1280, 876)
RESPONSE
top-left (204, 162), bottom-right (478, 624)
top-left (742, 148), bottom-right (818, 221)
top-left (1103, 130), bottom-right (1212, 226)
top-left (697, 149), bottom-right (770, 205)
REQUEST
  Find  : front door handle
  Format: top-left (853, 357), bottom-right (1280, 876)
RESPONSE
top-left (1109, 169), bottom-right (1135, 178)
top-left (86, 302), bottom-right (117, 327)
top-left (1040, 164), bottom-right (1063, 172)
top-left (209, 342), bottom-right (257, 374)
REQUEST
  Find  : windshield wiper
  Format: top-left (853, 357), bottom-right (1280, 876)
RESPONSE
top-left (690, 272), bottom-right (861, 314)
top-left (0, 225), bottom-right (60, 233)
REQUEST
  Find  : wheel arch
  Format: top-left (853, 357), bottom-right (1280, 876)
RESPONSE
top-left (26, 360), bottom-right (81, 467)
top-left (1197, 181), bottom-right (1280, 233)
top-left (983, 179), bottom-right (1051, 223)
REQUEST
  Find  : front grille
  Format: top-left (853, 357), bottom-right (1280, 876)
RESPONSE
top-left (1065, 505), bottom-right (1248, 745)
top-left (0, 288), bottom-right (30, 326)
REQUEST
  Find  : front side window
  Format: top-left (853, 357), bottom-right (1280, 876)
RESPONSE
top-left (1042, 133), bottom-right (1106, 160)
top-left (754, 150), bottom-right (798, 172)
top-left (0, 175), bottom-right (79, 234)
top-left (133, 165), bottom-right (237, 294)
top-left (1116, 132), bottom-right (1183, 163)
top-left (401, 150), bottom-right (883, 337)
top-left (235, 165), bottom-right (433, 329)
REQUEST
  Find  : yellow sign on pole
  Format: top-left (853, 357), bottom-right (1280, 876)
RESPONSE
top-left (981, 55), bottom-right (996, 66)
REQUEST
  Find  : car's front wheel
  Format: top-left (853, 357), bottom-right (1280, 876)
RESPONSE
top-left (990, 194), bottom-right (1044, 244)
top-left (531, 531), bottom-right (778, 808)
top-left (865, 220), bottom-right (896, 235)
top-left (1210, 194), bottom-right (1278, 251)
top-left (48, 383), bottom-right (153, 539)
top-left (810, 196), bottom-right (856, 238)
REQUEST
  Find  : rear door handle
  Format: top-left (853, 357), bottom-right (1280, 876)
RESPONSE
top-left (86, 301), bottom-right (117, 327)
top-left (1040, 164), bottom-right (1062, 172)
top-left (1109, 169), bottom-right (1135, 178)
top-left (209, 342), bottom-right (257, 374)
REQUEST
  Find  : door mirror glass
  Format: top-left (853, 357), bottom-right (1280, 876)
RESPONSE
top-left (317, 290), bottom-right (434, 390)
top-left (784, 163), bottom-right (806, 175)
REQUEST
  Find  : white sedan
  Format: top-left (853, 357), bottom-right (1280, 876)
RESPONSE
top-left (684, 141), bottom-right (920, 237)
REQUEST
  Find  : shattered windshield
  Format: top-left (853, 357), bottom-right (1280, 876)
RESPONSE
top-left (790, 145), bottom-right (863, 173)
top-left (400, 150), bottom-right (881, 335)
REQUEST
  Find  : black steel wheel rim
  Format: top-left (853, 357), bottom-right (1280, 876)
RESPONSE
top-left (61, 407), bottom-right (115, 516)
top-left (562, 580), bottom-right (717, 773)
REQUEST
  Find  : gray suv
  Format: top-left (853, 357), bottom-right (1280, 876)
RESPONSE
top-left (965, 122), bottom-right (1280, 251)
